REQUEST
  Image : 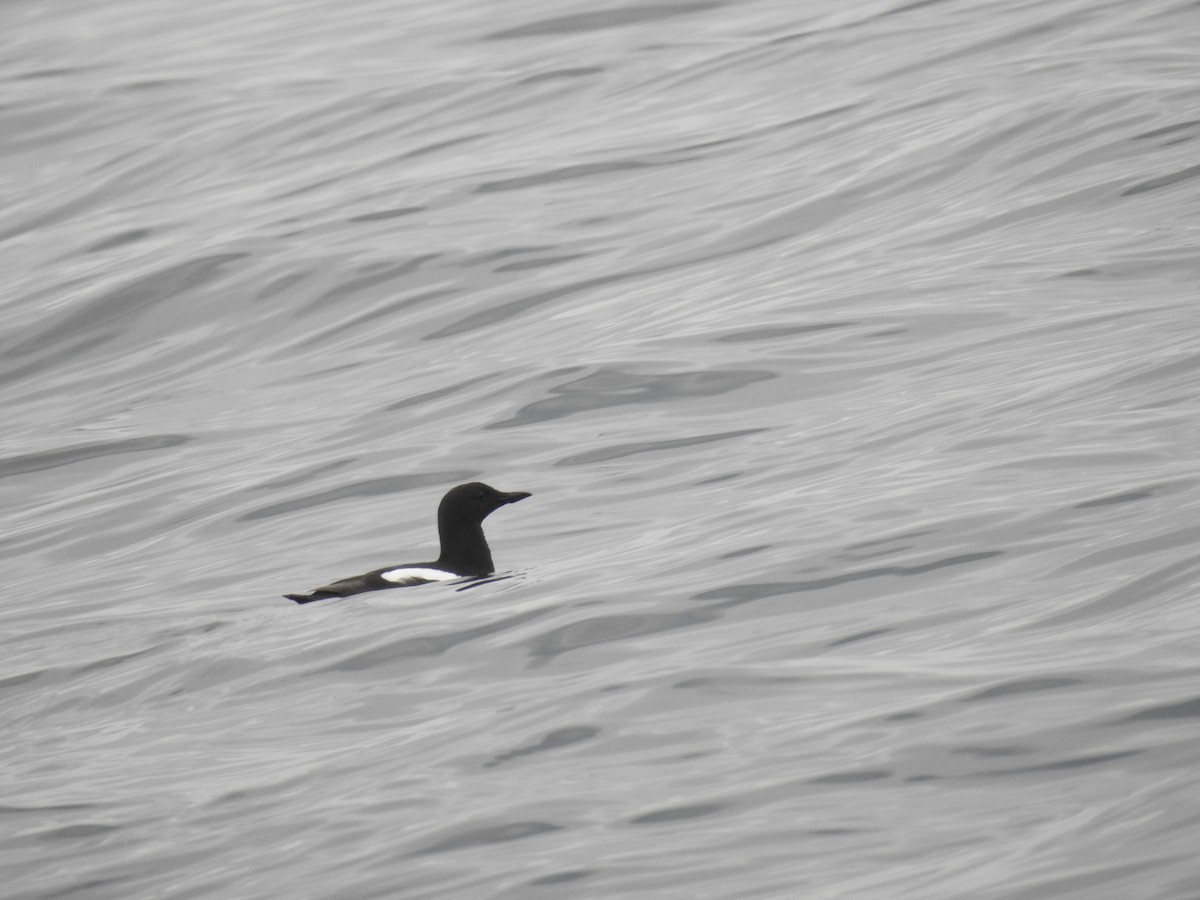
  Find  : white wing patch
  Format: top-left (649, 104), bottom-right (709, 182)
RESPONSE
top-left (379, 567), bottom-right (459, 585)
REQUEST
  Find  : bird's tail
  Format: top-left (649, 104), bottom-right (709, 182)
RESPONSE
top-left (283, 591), bottom-right (338, 605)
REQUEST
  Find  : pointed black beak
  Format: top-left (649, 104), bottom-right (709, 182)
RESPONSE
top-left (501, 491), bottom-right (531, 505)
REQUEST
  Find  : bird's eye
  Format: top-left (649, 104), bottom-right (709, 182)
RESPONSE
top-left (476, 490), bottom-right (486, 499)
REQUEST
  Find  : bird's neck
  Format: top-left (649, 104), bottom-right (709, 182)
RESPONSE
top-left (436, 517), bottom-right (495, 575)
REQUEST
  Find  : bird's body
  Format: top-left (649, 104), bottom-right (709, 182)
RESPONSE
top-left (284, 482), bottom-right (530, 604)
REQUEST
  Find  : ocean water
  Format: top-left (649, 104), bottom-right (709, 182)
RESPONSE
top-left (3, 0), bottom-right (1199, 897)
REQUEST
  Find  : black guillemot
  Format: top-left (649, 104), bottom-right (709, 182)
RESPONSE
top-left (284, 482), bottom-right (530, 604)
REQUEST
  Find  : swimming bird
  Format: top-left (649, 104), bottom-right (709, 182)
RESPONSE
top-left (284, 482), bottom-right (530, 604)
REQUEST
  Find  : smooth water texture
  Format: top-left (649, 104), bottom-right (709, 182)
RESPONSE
top-left (3, 0), bottom-right (1200, 898)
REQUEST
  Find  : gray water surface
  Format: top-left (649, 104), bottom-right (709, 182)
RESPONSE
top-left (3, 0), bottom-right (1200, 898)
